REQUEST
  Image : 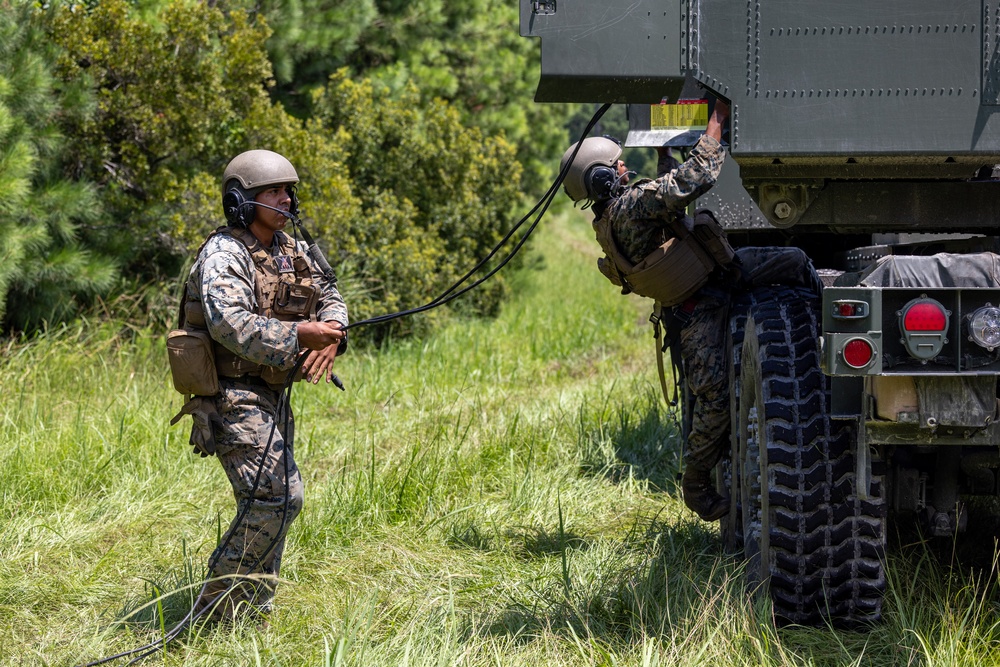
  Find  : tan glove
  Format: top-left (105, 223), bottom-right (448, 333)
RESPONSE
top-left (170, 396), bottom-right (224, 457)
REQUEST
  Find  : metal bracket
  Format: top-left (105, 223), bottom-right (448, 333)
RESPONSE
top-left (532, 1), bottom-right (556, 15)
top-left (749, 181), bottom-right (823, 228)
top-left (857, 415), bottom-right (871, 500)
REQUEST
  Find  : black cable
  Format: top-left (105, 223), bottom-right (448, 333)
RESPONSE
top-left (81, 102), bottom-right (610, 666)
top-left (343, 103), bottom-right (612, 330)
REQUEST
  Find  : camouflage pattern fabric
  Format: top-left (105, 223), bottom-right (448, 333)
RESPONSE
top-left (602, 134), bottom-right (726, 265)
top-left (207, 379), bottom-right (303, 613)
top-left (187, 225), bottom-right (348, 615)
top-left (187, 231), bottom-right (348, 369)
top-left (678, 247), bottom-right (821, 474)
top-left (677, 290), bottom-right (731, 472)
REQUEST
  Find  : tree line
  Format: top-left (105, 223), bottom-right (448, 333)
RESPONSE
top-left (0, 0), bottom-right (580, 341)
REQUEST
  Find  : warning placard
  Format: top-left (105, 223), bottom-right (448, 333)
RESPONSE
top-left (650, 100), bottom-right (709, 130)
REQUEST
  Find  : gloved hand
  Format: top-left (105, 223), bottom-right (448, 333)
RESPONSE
top-left (170, 396), bottom-right (223, 457)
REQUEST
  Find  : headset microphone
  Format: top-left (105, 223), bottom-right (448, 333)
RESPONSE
top-left (247, 201), bottom-right (296, 219)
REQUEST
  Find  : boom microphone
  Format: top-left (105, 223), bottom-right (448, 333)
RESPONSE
top-left (245, 201), bottom-right (295, 218)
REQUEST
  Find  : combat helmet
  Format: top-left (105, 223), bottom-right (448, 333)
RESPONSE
top-left (559, 137), bottom-right (623, 203)
top-left (222, 149), bottom-right (299, 226)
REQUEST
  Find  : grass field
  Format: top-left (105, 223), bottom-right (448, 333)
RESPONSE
top-left (3, 211), bottom-right (1000, 666)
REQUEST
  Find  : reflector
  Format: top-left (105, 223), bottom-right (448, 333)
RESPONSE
top-left (843, 338), bottom-right (874, 368)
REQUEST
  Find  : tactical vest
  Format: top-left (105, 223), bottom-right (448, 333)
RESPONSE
top-left (593, 186), bottom-right (735, 306)
top-left (181, 226), bottom-right (320, 388)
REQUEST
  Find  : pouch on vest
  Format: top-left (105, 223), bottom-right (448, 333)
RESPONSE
top-left (273, 280), bottom-right (319, 318)
top-left (692, 210), bottom-right (736, 267)
top-left (626, 234), bottom-right (716, 307)
top-left (166, 329), bottom-right (221, 396)
top-left (597, 257), bottom-right (627, 290)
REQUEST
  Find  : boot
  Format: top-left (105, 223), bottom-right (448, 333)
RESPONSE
top-left (681, 467), bottom-right (729, 521)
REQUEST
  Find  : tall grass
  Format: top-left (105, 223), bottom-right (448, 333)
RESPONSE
top-left (3, 211), bottom-right (1000, 666)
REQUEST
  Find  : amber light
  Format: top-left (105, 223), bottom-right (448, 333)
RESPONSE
top-left (843, 338), bottom-right (874, 368)
top-left (902, 301), bottom-right (947, 332)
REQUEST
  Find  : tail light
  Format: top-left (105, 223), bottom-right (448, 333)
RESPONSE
top-left (842, 337), bottom-right (876, 369)
top-left (899, 297), bottom-right (949, 361)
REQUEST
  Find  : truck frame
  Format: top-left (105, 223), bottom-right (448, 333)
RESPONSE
top-left (522, 0), bottom-right (1000, 625)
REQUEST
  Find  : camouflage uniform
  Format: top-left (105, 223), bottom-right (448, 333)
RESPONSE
top-left (186, 229), bottom-right (348, 615)
top-left (593, 134), bottom-right (727, 478)
top-left (600, 135), bottom-right (726, 263)
top-left (677, 246), bottom-right (821, 475)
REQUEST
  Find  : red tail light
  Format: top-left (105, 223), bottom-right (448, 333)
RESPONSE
top-left (899, 297), bottom-right (950, 361)
top-left (902, 301), bottom-right (947, 332)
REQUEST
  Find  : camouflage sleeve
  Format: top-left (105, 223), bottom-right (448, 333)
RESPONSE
top-left (294, 239), bottom-right (349, 326)
top-left (198, 236), bottom-right (301, 370)
top-left (653, 134), bottom-right (725, 207)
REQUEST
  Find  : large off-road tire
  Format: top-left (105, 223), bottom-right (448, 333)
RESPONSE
top-left (737, 287), bottom-right (886, 626)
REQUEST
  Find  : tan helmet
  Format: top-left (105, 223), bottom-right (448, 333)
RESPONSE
top-left (559, 137), bottom-right (622, 202)
top-left (222, 149), bottom-right (299, 194)
top-left (221, 149), bottom-right (299, 226)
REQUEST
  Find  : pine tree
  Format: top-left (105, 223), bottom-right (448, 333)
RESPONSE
top-left (0, 2), bottom-right (117, 332)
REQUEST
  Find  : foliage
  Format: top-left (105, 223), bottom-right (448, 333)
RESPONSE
top-left (309, 72), bottom-right (523, 341)
top-left (1, 0), bottom-right (577, 338)
top-left (0, 2), bottom-right (117, 331)
top-left (242, 0), bottom-right (577, 192)
top-left (45, 0), bottom-right (278, 277)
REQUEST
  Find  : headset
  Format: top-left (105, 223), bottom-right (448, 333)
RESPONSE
top-left (585, 164), bottom-right (619, 201)
top-left (222, 183), bottom-right (300, 227)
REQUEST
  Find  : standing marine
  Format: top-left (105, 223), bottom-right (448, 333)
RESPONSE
top-left (169, 149), bottom-right (348, 622)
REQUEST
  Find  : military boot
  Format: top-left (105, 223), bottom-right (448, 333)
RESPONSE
top-left (681, 467), bottom-right (729, 521)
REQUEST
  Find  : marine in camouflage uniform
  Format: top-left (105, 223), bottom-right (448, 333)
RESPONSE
top-left (561, 102), bottom-right (818, 521)
top-left (186, 149), bottom-right (348, 620)
top-left (591, 128), bottom-right (736, 521)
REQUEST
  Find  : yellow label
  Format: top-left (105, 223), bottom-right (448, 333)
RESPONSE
top-left (650, 100), bottom-right (709, 130)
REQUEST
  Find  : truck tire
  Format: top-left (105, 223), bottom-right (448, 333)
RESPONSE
top-left (737, 288), bottom-right (886, 626)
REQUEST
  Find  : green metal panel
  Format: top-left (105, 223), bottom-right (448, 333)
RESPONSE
top-left (519, 0), bottom-right (685, 103)
top-left (692, 0), bottom-right (1000, 164)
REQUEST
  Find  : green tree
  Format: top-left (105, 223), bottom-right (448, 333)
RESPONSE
top-left (310, 71), bottom-right (523, 341)
top-left (0, 2), bottom-right (116, 331)
top-left (237, 0), bottom-right (576, 192)
top-left (45, 0), bottom-right (277, 278)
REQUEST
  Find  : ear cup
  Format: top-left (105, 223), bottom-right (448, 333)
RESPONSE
top-left (222, 187), bottom-right (253, 227)
top-left (586, 165), bottom-right (617, 201)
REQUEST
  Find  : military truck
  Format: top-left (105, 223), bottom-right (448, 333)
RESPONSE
top-left (521, 0), bottom-right (1000, 625)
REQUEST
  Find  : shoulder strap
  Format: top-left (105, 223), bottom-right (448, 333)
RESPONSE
top-left (178, 226), bottom-right (228, 328)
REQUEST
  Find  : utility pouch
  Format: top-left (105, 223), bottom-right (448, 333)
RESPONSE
top-left (272, 280), bottom-right (319, 318)
top-left (597, 256), bottom-right (625, 288)
top-left (166, 329), bottom-right (221, 396)
top-left (692, 210), bottom-right (736, 267)
top-left (170, 395), bottom-right (223, 457)
top-left (626, 235), bottom-right (715, 307)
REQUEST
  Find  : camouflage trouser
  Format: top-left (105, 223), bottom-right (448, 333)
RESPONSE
top-left (678, 290), bottom-right (731, 472)
top-left (677, 246), bottom-right (820, 473)
top-left (206, 379), bottom-right (304, 614)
